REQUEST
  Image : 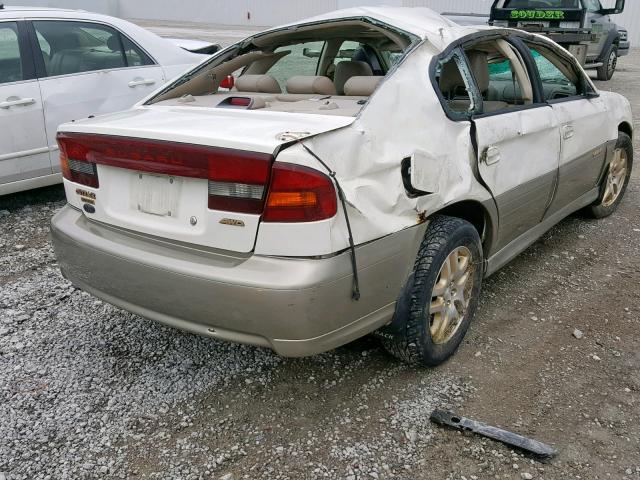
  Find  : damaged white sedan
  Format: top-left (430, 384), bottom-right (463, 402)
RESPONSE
top-left (51, 7), bottom-right (633, 366)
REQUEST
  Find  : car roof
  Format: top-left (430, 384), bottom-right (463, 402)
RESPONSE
top-left (0, 6), bottom-right (114, 20)
top-left (0, 6), bottom-right (79, 13)
top-left (262, 6), bottom-right (490, 51)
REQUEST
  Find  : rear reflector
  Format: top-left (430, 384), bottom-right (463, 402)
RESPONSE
top-left (263, 163), bottom-right (337, 222)
top-left (57, 133), bottom-right (273, 214)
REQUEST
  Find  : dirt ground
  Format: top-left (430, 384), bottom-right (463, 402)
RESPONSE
top-left (0, 23), bottom-right (638, 480)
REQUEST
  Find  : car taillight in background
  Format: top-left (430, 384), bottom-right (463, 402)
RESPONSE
top-left (263, 163), bottom-right (337, 222)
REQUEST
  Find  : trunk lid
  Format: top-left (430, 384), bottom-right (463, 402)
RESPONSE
top-left (59, 106), bottom-right (354, 253)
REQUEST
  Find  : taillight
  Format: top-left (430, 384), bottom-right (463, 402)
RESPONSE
top-left (263, 163), bottom-right (337, 222)
top-left (207, 153), bottom-right (271, 213)
top-left (58, 137), bottom-right (99, 188)
top-left (56, 133), bottom-right (272, 214)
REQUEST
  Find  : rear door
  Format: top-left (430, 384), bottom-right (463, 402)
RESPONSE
top-left (0, 20), bottom-right (50, 188)
top-left (522, 40), bottom-right (609, 216)
top-left (466, 39), bottom-right (560, 251)
top-left (28, 19), bottom-right (165, 174)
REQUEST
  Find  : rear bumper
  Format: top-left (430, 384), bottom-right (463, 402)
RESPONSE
top-left (51, 205), bottom-right (425, 356)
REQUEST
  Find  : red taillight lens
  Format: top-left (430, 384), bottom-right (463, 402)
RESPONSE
top-left (58, 136), bottom-right (99, 188)
top-left (263, 163), bottom-right (337, 222)
top-left (56, 133), bottom-right (273, 213)
top-left (207, 153), bottom-right (271, 213)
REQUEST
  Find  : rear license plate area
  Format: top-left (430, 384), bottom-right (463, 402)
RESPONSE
top-left (135, 173), bottom-right (180, 217)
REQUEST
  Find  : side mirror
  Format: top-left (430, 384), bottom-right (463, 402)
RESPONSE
top-left (599, 0), bottom-right (625, 15)
top-left (302, 48), bottom-right (321, 58)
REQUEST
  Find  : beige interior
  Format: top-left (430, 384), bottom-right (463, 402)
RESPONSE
top-left (147, 18), bottom-right (417, 116)
top-left (155, 92), bottom-right (369, 117)
top-left (439, 38), bottom-right (536, 114)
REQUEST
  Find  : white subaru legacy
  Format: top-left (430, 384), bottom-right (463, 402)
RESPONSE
top-left (0, 5), bottom-right (205, 195)
top-left (51, 7), bottom-right (633, 366)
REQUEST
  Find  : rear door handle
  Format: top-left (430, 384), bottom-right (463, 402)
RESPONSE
top-left (483, 146), bottom-right (501, 165)
top-left (0, 97), bottom-right (36, 109)
top-left (128, 78), bottom-right (156, 88)
top-left (562, 125), bottom-right (575, 140)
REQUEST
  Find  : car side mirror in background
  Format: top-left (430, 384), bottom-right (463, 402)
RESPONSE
top-left (599, 0), bottom-right (625, 15)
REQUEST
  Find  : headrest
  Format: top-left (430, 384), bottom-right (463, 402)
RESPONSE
top-left (106, 35), bottom-right (120, 52)
top-left (235, 74), bottom-right (282, 94)
top-left (334, 60), bottom-right (373, 94)
top-left (286, 76), bottom-right (336, 95)
top-left (466, 51), bottom-right (490, 93)
top-left (343, 76), bottom-right (383, 96)
top-left (439, 59), bottom-right (465, 94)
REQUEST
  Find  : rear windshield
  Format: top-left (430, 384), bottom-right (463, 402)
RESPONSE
top-left (503, 0), bottom-right (580, 7)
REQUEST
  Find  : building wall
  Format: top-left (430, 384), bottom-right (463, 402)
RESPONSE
top-left (7, 0), bottom-right (639, 46)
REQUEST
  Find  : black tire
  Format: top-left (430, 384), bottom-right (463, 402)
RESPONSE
top-left (379, 215), bottom-right (483, 367)
top-left (597, 45), bottom-right (618, 81)
top-left (584, 132), bottom-right (633, 219)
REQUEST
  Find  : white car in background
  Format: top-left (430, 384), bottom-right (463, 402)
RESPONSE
top-left (0, 6), bottom-right (205, 195)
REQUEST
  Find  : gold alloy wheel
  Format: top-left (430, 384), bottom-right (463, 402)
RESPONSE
top-left (602, 148), bottom-right (628, 207)
top-left (429, 246), bottom-right (474, 344)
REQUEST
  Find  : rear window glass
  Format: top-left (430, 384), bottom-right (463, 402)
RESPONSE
top-left (503, 0), bottom-right (580, 7)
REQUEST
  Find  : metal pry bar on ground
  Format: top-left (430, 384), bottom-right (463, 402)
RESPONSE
top-left (430, 409), bottom-right (557, 458)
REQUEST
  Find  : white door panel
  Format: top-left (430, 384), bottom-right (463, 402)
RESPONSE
top-left (545, 97), bottom-right (609, 215)
top-left (0, 80), bottom-right (49, 184)
top-left (474, 106), bottom-right (560, 249)
top-left (39, 66), bottom-right (164, 173)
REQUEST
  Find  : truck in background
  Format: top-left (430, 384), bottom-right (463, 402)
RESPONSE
top-left (444, 0), bottom-right (630, 80)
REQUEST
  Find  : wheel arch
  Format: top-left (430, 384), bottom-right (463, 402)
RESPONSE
top-left (619, 121), bottom-right (633, 140)
top-left (431, 199), bottom-right (496, 255)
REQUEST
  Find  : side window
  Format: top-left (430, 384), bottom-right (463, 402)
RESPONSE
top-left (527, 44), bottom-right (581, 99)
top-left (331, 41), bottom-right (385, 78)
top-left (121, 35), bottom-right (154, 67)
top-left (36, 31), bottom-right (51, 57)
top-left (32, 20), bottom-right (127, 77)
top-left (266, 41), bottom-right (325, 91)
top-left (583, 0), bottom-right (602, 12)
top-left (0, 22), bottom-right (23, 84)
top-left (486, 57), bottom-right (525, 105)
top-left (380, 50), bottom-right (403, 69)
top-left (333, 40), bottom-right (361, 68)
top-left (436, 51), bottom-right (481, 118)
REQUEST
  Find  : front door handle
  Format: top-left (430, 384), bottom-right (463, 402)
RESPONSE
top-left (128, 78), bottom-right (156, 88)
top-left (562, 125), bottom-right (575, 140)
top-left (483, 146), bottom-right (501, 165)
top-left (0, 97), bottom-right (36, 109)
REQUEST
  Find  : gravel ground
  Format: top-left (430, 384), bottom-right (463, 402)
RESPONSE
top-left (0, 22), bottom-right (639, 479)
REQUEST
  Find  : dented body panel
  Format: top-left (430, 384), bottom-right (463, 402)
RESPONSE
top-left (51, 7), bottom-right (633, 356)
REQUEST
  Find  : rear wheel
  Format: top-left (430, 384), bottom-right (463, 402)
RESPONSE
top-left (380, 215), bottom-right (483, 367)
top-left (597, 45), bottom-right (618, 81)
top-left (584, 132), bottom-right (633, 218)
